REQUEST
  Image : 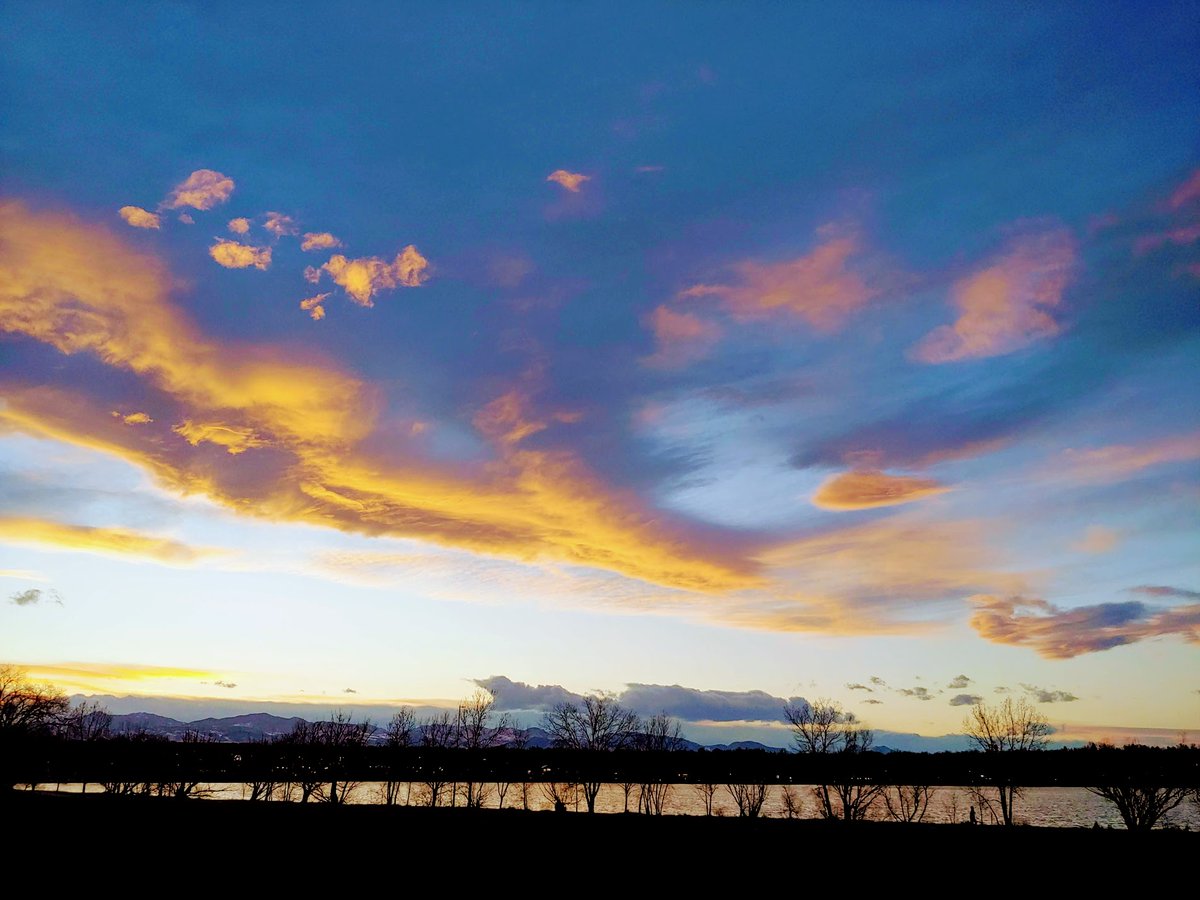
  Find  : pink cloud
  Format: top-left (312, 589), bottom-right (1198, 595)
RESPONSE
top-left (642, 305), bottom-right (722, 369)
top-left (912, 227), bottom-right (1076, 363)
top-left (1168, 168), bottom-right (1200, 210)
top-left (679, 230), bottom-right (874, 331)
top-left (1059, 431), bottom-right (1200, 482)
top-left (547, 169), bottom-right (590, 192)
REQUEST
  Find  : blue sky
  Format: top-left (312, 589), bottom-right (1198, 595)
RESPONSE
top-left (1, 2), bottom-right (1197, 744)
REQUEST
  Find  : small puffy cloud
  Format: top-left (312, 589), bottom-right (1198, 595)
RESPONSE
top-left (811, 469), bottom-right (948, 510)
top-left (163, 169), bottom-right (235, 210)
top-left (1071, 525), bottom-right (1120, 554)
top-left (547, 169), bottom-right (590, 192)
top-left (949, 693), bottom-right (982, 707)
top-left (315, 247), bottom-right (429, 306)
top-left (343, 687), bottom-right (357, 694)
top-left (869, 676), bottom-right (888, 688)
top-left (227, 218), bottom-right (251, 235)
top-left (1021, 683), bottom-right (1078, 704)
top-left (862, 698), bottom-right (883, 705)
top-left (177, 213), bottom-right (194, 225)
top-left (846, 682), bottom-right (873, 692)
top-left (947, 674), bottom-right (972, 689)
top-left (10, 587), bottom-right (62, 606)
top-left (912, 228), bottom-right (1076, 363)
top-left (301, 232), bottom-right (342, 252)
top-left (300, 292), bottom-right (330, 321)
top-left (680, 230), bottom-right (874, 331)
top-left (474, 675), bottom-right (583, 711)
top-left (970, 594), bottom-right (1200, 658)
top-left (118, 206), bottom-right (161, 229)
top-left (209, 239), bottom-right (271, 270)
top-left (264, 212), bottom-right (298, 238)
top-left (1059, 432), bottom-right (1200, 482)
top-left (173, 420), bottom-right (268, 455)
top-left (1129, 585), bottom-right (1200, 601)
top-left (213, 680), bottom-right (237, 689)
top-left (994, 686), bottom-right (1010, 694)
top-left (112, 411), bottom-right (153, 425)
top-left (898, 686), bottom-right (932, 701)
top-left (642, 305), bottom-right (722, 368)
top-left (1169, 168), bottom-right (1200, 209)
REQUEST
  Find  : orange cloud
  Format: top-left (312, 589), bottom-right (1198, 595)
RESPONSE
top-left (912, 228), bottom-right (1076, 363)
top-left (264, 211), bottom-right (298, 237)
top-left (301, 232), bottom-right (342, 251)
top-left (1059, 432), bottom-right (1200, 482)
top-left (227, 217), bottom-right (251, 234)
top-left (811, 470), bottom-right (949, 510)
top-left (969, 594), bottom-right (1200, 658)
top-left (209, 239), bottom-right (272, 270)
top-left (642, 305), bottom-right (722, 368)
top-left (118, 206), bottom-right (161, 229)
top-left (0, 515), bottom-right (214, 565)
top-left (547, 169), bottom-right (590, 192)
top-left (300, 292), bottom-right (331, 321)
top-left (1134, 223), bottom-right (1200, 255)
top-left (0, 200), bottom-right (754, 593)
top-left (173, 420), bottom-right (269, 455)
top-left (1168, 168), bottom-right (1200, 210)
top-left (1071, 525), bottom-right (1119, 555)
top-left (473, 390), bottom-right (547, 445)
top-left (113, 411), bottom-right (153, 425)
top-left (316, 247), bottom-right (429, 306)
top-left (163, 169), bottom-right (235, 210)
top-left (680, 230), bottom-right (874, 331)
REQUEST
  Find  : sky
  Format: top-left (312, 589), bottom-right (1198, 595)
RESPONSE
top-left (1, 2), bottom-right (1197, 748)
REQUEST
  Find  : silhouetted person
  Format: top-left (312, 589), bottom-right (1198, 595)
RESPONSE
top-left (969, 805), bottom-right (976, 825)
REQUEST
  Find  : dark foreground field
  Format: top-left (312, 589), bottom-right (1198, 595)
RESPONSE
top-left (8, 790), bottom-right (1194, 873)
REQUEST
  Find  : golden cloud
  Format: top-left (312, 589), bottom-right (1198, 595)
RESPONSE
top-left (473, 390), bottom-right (547, 445)
top-left (300, 292), bottom-right (331, 321)
top-left (227, 217), bottom-right (251, 234)
top-left (316, 246), bottom-right (430, 305)
top-left (264, 211), bottom-right (298, 237)
top-left (114, 411), bottom-right (153, 425)
top-left (811, 469), bottom-right (949, 510)
top-left (209, 239), bottom-right (272, 270)
top-left (0, 200), bottom-right (754, 593)
top-left (547, 169), bottom-right (590, 192)
top-left (912, 228), bottom-right (1076, 363)
top-left (680, 230), bottom-right (874, 331)
top-left (642, 305), bottom-right (722, 369)
top-left (0, 515), bottom-right (215, 565)
top-left (118, 206), bottom-right (161, 229)
top-left (301, 232), bottom-right (342, 251)
top-left (173, 420), bottom-right (269, 455)
top-left (163, 169), bottom-right (235, 210)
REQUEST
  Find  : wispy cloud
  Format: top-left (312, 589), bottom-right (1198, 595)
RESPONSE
top-left (912, 227), bottom-right (1075, 363)
top-left (0, 515), bottom-right (215, 565)
top-left (300, 292), bottom-right (330, 321)
top-left (163, 169), bottom-right (235, 210)
top-left (680, 228), bottom-right (875, 331)
top-left (1168, 168), bottom-right (1200, 210)
top-left (1128, 585), bottom-right (1200, 601)
top-left (1071, 525), bottom-right (1120, 555)
top-left (546, 169), bottom-right (590, 192)
top-left (263, 212), bottom-right (298, 238)
top-left (118, 206), bottom-right (160, 229)
top-left (9, 587), bottom-right (62, 607)
top-left (641, 305), bottom-right (722, 369)
top-left (209, 239), bottom-right (271, 270)
top-left (969, 594), bottom-right (1200, 658)
top-left (811, 469), bottom-right (948, 510)
top-left (1020, 683), bottom-right (1078, 703)
top-left (1058, 432), bottom-right (1200, 482)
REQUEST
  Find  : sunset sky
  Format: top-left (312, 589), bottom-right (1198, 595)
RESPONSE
top-left (1, 3), bottom-right (1197, 748)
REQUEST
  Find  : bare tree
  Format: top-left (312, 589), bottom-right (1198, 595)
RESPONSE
top-left (962, 696), bottom-right (1050, 826)
top-left (312, 710), bottom-right (374, 805)
top-left (0, 666), bottom-right (70, 790)
top-left (725, 782), bottom-right (768, 818)
top-left (507, 727), bottom-right (531, 811)
top-left (454, 689), bottom-right (511, 809)
top-left (382, 707), bottom-right (415, 806)
top-left (57, 700), bottom-right (112, 793)
top-left (636, 711), bottom-right (683, 815)
top-left (778, 785), bottom-right (804, 819)
top-left (417, 710), bottom-right (456, 807)
top-left (540, 779), bottom-right (579, 811)
top-left (1088, 785), bottom-right (1191, 831)
top-left (156, 729), bottom-right (216, 799)
top-left (543, 693), bottom-right (638, 813)
top-left (692, 781), bottom-right (720, 816)
top-left (784, 698), bottom-right (883, 821)
top-left (884, 784), bottom-right (936, 822)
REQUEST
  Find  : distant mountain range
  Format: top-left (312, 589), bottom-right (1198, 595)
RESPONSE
top-left (103, 710), bottom-right (782, 751)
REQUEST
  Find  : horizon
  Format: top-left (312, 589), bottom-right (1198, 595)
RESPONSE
top-left (2, 4), bottom-right (1198, 750)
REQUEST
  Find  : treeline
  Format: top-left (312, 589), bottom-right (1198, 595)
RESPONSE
top-left (3, 666), bottom-right (1198, 829)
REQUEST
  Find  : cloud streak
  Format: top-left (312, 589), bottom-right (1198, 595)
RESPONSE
top-left (0, 515), bottom-right (214, 565)
top-left (811, 469), bottom-right (948, 510)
